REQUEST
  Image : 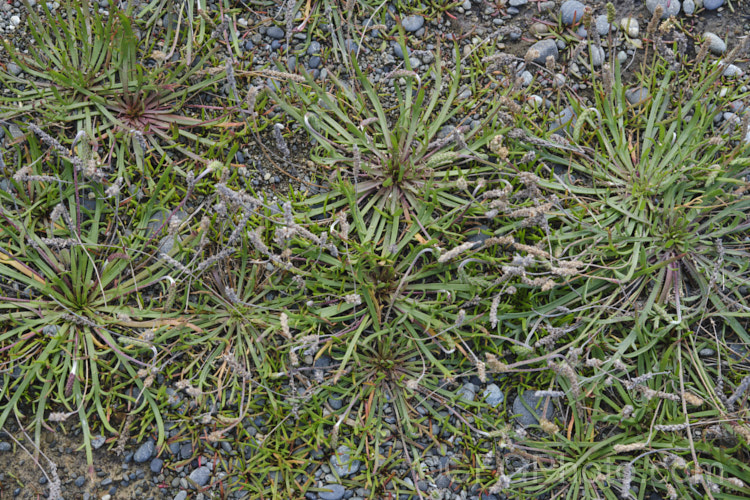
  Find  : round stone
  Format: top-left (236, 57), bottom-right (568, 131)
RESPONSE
top-left (526, 39), bottom-right (558, 65)
top-left (133, 439), bottom-right (155, 463)
top-left (703, 32), bottom-right (726, 55)
top-left (512, 391), bottom-right (554, 427)
top-left (646, 0), bottom-right (681, 18)
top-left (620, 17), bottom-right (639, 38)
top-left (703, 0), bottom-right (724, 9)
top-left (330, 445), bottom-right (360, 476)
top-left (150, 458), bottom-right (163, 474)
top-left (595, 15), bottom-right (614, 36)
top-left (483, 384), bottom-right (505, 407)
top-left (401, 15), bottom-right (424, 32)
top-left (319, 484), bottom-right (346, 500)
top-left (266, 26), bottom-right (284, 39)
top-left (683, 0), bottom-right (696, 14)
top-left (560, 1), bottom-right (586, 26)
top-left (625, 87), bottom-right (650, 105)
top-left (188, 466), bottom-right (210, 487)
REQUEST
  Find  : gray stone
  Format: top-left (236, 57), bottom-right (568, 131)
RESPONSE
top-left (319, 484), bottom-right (346, 500)
top-left (519, 70), bottom-right (533, 86)
top-left (549, 106), bottom-right (577, 135)
top-left (625, 87), bottom-right (650, 105)
top-left (703, 32), bottom-right (726, 55)
top-left (509, 0), bottom-right (528, 5)
top-left (74, 476), bottom-right (86, 487)
top-left (307, 41), bottom-right (321, 55)
top-left (483, 384), bottom-right (505, 407)
top-left (330, 445), bottom-right (360, 477)
top-left (512, 391), bottom-right (554, 427)
top-left (328, 397), bottom-right (343, 410)
top-left (7, 63), bottom-right (22, 76)
top-left (401, 15), bottom-right (424, 32)
top-left (189, 466), bottom-right (210, 487)
top-left (267, 26), bottom-right (285, 39)
top-left (173, 492), bottom-right (187, 500)
top-left (133, 439), bottom-right (154, 463)
top-left (560, 1), bottom-right (586, 26)
top-left (703, 0), bottom-right (724, 9)
top-left (308, 56), bottom-right (321, 69)
top-left (683, 0), bottom-right (695, 14)
top-left (0, 442), bottom-right (10, 452)
top-left (91, 435), bottom-right (106, 450)
top-left (620, 17), bottom-right (639, 38)
top-left (646, 0), bottom-right (681, 18)
top-left (698, 348), bottom-right (716, 357)
top-left (595, 15), bottom-right (614, 36)
top-left (589, 46), bottom-right (605, 67)
top-left (526, 39), bottom-right (558, 65)
top-left (722, 63), bottom-right (744, 78)
top-left (457, 383), bottom-right (476, 402)
top-left (150, 458), bottom-right (163, 474)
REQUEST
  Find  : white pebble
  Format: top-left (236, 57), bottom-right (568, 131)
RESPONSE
top-left (10, 15), bottom-right (21, 26)
top-left (619, 17), bottom-right (639, 38)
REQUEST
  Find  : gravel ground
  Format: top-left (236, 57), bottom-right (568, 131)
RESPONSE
top-left (1, 0), bottom-right (749, 499)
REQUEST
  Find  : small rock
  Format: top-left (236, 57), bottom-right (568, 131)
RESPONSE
top-left (526, 39), bottom-right (558, 65)
top-left (512, 391), bottom-right (554, 427)
top-left (91, 435), bottom-right (106, 450)
top-left (620, 17), bottom-right (639, 38)
top-left (150, 458), bottom-right (163, 474)
top-left (319, 484), bottom-right (346, 500)
top-left (0, 442), bottom-right (10, 452)
top-left (330, 445), bottom-right (360, 477)
top-left (307, 41), bottom-right (321, 55)
top-left (267, 26), bottom-right (284, 39)
top-left (699, 348), bottom-right (716, 357)
top-left (483, 384), bottom-right (505, 407)
top-left (74, 476), bottom-right (86, 487)
top-left (457, 383), bottom-right (476, 402)
top-left (722, 63), bottom-right (744, 78)
top-left (549, 106), bottom-right (577, 135)
top-left (509, 0), bottom-right (528, 6)
top-left (683, 0), bottom-right (695, 14)
top-left (10, 15), bottom-right (21, 26)
top-left (189, 466), bottom-right (210, 487)
top-left (173, 492), bottom-right (188, 500)
top-left (560, 1), bottom-right (586, 26)
top-left (308, 56), bottom-right (321, 69)
top-left (646, 0), bottom-right (681, 18)
top-left (703, 32), bottom-right (726, 55)
top-left (529, 22), bottom-right (548, 35)
top-left (625, 87), bottom-right (650, 105)
top-left (519, 70), bottom-right (533, 86)
top-left (589, 46), bottom-right (605, 67)
top-left (133, 440), bottom-right (155, 463)
top-left (703, 0), bottom-right (724, 9)
top-left (595, 15), bottom-right (614, 36)
top-left (401, 15), bottom-right (424, 32)
top-left (6, 63), bottom-right (22, 76)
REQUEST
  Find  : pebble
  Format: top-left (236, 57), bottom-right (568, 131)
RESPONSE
top-left (457, 383), bottom-right (476, 402)
top-left (704, 0), bottom-right (724, 9)
top-left (189, 466), bottom-right (211, 487)
top-left (0, 442), bottom-right (11, 452)
top-left (133, 439), bottom-right (155, 463)
top-left (560, 1), bottom-right (586, 26)
top-left (150, 458), bottom-right (163, 474)
top-left (10, 15), bottom-right (21, 26)
top-left (7, 63), bottom-right (22, 76)
top-left (722, 63), bottom-right (744, 78)
top-left (526, 39), bottom-right (558, 65)
top-left (330, 445), bottom-right (360, 476)
top-left (173, 492), bottom-right (188, 500)
top-left (509, 0), bottom-right (528, 5)
top-left (319, 484), bottom-right (346, 500)
top-left (308, 56), bottom-right (321, 69)
top-left (529, 22), bottom-right (548, 35)
top-left (519, 70), bottom-right (533, 86)
top-left (595, 15), bottom-right (613, 36)
top-left (74, 476), bottom-right (86, 487)
top-left (620, 17), bottom-right (639, 38)
top-left (267, 26), bottom-right (285, 39)
top-left (307, 41), bottom-right (321, 55)
top-left (401, 15), bottom-right (424, 32)
top-left (512, 391), bottom-right (554, 427)
top-left (625, 87), bottom-right (650, 105)
top-left (646, 0), bottom-right (681, 18)
top-left (703, 32), bottom-right (726, 55)
top-left (683, 0), bottom-right (695, 14)
top-left (699, 348), bottom-right (716, 357)
top-left (483, 384), bottom-right (505, 407)
top-left (589, 46), bottom-right (605, 67)
top-left (91, 435), bottom-right (106, 450)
